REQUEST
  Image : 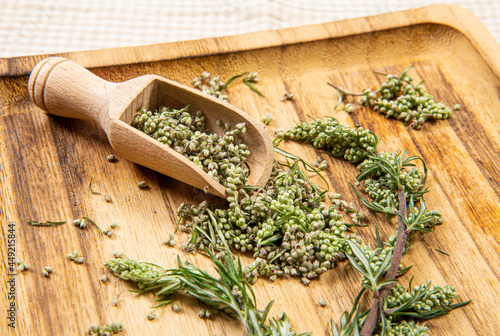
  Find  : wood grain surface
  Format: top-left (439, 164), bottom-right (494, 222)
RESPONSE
top-left (1, 4), bottom-right (500, 336)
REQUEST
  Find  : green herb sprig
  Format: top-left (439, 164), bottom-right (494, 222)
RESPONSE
top-left (281, 110), bottom-right (469, 335)
top-left (279, 116), bottom-right (379, 163)
top-left (105, 250), bottom-right (309, 336)
top-left (192, 71), bottom-right (264, 100)
top-left (329, 66), bottom-right (455, 129)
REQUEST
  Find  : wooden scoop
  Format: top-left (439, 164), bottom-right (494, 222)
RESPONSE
top-left (28, 57), bottom-right (274, 198)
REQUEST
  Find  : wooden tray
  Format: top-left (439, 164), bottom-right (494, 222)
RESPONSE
top-left (1, 4), bottom-right (500, 336)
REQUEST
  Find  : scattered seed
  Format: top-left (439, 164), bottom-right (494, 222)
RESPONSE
top-left (88, 322), bottom-right (122, 336)
top-left (261, 113), bottom-right (273, 125)
top-left (73, 218), bottom-right (86, 229)
top-left (301, 278), bottom-right (311, 286)
top-left (281, 92), bottom-right (294, 101)
top-left (16, 259), bottom-right (30, 272)
top-left (137, 181), bottom-right (148, 189)
top-left (107, 154), bottom-right (117, 162)
top-left (74, 257), bottom-right (85, 264)
top-left (246, 72), bottom-right (259, 83)
top-left (68, 250), bottom-right (79, 261)
top-left (344, 103), bottom-right (354, 113)
top-left (319, 299), bottom-right (327, 307)
top-left (172, 303), bottom-right (180, 313)
top-left (103, 228), bottom-right (114, 238)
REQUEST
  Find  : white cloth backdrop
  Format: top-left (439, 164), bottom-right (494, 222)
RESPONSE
top-left (0, 0), bottom-right (499, 58)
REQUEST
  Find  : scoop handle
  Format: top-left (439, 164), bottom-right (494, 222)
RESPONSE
top-left (28, 57), bottom-right (115, 125)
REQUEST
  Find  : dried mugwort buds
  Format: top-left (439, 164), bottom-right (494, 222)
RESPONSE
top-left (281, 91), bottom-right (294, 102)
top-left (132, 106), bottom-right (250, 190)
top-left (137, 181), bottom-right (148, 189)
top-left (16, 259), bottom-right (29, 272)
top-left (107, 154), bottom-right (117, 162)
top-left (261, 113), bottom-right (273, 125)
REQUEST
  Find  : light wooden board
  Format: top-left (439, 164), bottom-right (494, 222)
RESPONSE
top-left (1, 4), bottom-right (500, 336)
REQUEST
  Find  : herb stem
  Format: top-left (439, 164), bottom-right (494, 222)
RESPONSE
top-left (83, 216), bottom-right (103, 237)
top-left (384, 188), bottom-right (408, 280)
top-left (326, 82), bottom-right (365, 96)
top-left (360, 187), bottom-right (408, 336)
top-left (89, 177), bottom-right (101, 195)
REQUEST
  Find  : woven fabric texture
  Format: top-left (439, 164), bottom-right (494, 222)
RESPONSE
top-left (0, 0), bottom-right (499, 57)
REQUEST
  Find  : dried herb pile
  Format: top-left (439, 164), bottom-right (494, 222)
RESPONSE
top-left (103, 66), bottom-right (470, 336)
top-left (329, 66), bottom-right (457, 129)
top-left (131, 106), bottom-right (250, 191)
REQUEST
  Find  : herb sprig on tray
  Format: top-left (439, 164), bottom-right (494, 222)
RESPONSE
top-left (109, 66), bottom-right (469, 336)
top-left (328, 66), bottom-right (458, 129)
top-left (282, 115), bottom-right (469, 335)
top-left (106, 250), bottom-right (310, 336)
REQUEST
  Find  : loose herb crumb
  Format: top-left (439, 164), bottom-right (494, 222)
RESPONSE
top-left (107, 154), bottom-right (117, 162)
top-left (137, 180), bottom-right (148, 189)
top-left (16, 259), bottom-right (30, 272)
top-left (27, 220), bottom-right (66, 226)
top-left (73, 218), bottom-right (86, 229)
top-left (68, 250), bottom-right (84, 264)
top-left (163, 233), bottom-right (176, 247)
top-left (74, 257), bottom-right (85, 264)
top-left (343, 103), bottom-right (354, 113)
top-left (41, 267), bottom-right (53, 278)
top-left (88, 322), bottom-right (123, 336)
top-left (261, 113), bottom-right (273, 125)
top-left (281, 91), bottom-right (294, 102)
top-left (103, 228), bottom-right (114, 238)
top-left (435, 248), bottom-right (450, 256)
